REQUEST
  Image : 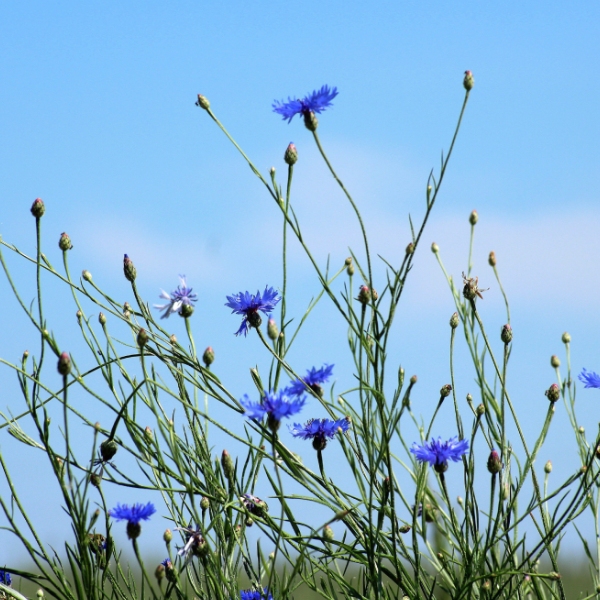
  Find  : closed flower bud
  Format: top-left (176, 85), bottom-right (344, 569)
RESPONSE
top-left (30, 197), bottom-right (45, 218)
top-left (144, 426), bottom-right (153, 441)
top-left (501, 324), bottom-right (513, 344)
top-left (347, 262), bottom-right (355, 276)
top-left (200, 496), bottom-right (210, 510)
top-left (76, 310), bottom-right (83, 322)
top-left (323, 525), bottom-right (334, 542)
top-left (123, 254), bottom-right (136, 282)
top-left (487, 450), bottom-right (502, 474)
top-left (466, 393), bottom-right (473, 403)
top-left (481, 580), bottom-right (491, 592)
top-left (440, 384), bottom-right (452, 398)
top-left (137, 328), bottom-right (148, 348)
top-left (476, 403), bottom-right (485, 416)
top-left (405, 242), bottom-right (415, 255)
top-left (155, 564), bottom-right (165, 582)
top-left (221, 449), bottom-right (235, 481)
top-left (98, 312), bottom-right (107, 325)
top-left (170, 334), bottom-right (177, 344)
top-left (202, 346), bottom-right (214, 366)
top-left (545, 383), bottom-right (560, 403)
top-left (562, 332), bottom-right (571, 344)
top-left (550, 355), bottom-right (560, 368)
top-left (57, 352), bottom-right (72, 375)
top-left (195, 94), bottom-right (210, 110)
top-left (344, 257), bottom-right (352, 266)
top-left (399, 524), bottom-right (411, 534)
top-left (410, 375), bottom-right (418, 385)
top-left (267, 318), bottom-right (279, 340)
top-left (357, 285), bottom-right (371, 305)
top-left (469, 210), bottom-right (478, 225)
top-left (163, 529), bottom-right (172, 543)
top-left (82, 270), bottom-right (92, 282)
top-left (90, 472), bottom-right (102, 487)
top-left (58, 232), bottom-right (73, 251)
top-left (463, 70), bottom-right (475, 91)
top-left (100, 439), bottom-right (118, 462)
top-left (488, 251), bottom-right (496, 267)
top-left (578, 425), bottom-right (584, 434)
top-left (544, 460), bottom-right (552, 473)
top-left (431, 242), bottom-right (439, 254)
top-left (303, 111), bottom-right (318, 131)
top-left (449, 312), bottom-right (459, 329)
top-left (284, 142), bottom-right (298, 165)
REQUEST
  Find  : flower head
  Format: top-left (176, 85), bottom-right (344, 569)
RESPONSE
top-left (225, 286), bottom-right (281, 336)
top-left (175, 524), bottom-right (207, 558)
top-left (240, 494), bottom-right (269, 518)
top-left (240, 389), bottom-right (305, 431)
top-left (240, 589), bottom-right (273, 600)
top-left (411, 436), bottom-right (469, 473)
top-left (0, 569), bottom-right (11, 587)
top-left (272, 85), bottom-right (338, 123)
top-left (579, 368), bottom-right (600, 389)
top-left (289, 417), bottom-right (350, 451)
top-left (154, 276), bottom-right (198, 319)
top-left (287, 364), bottom-right (334, 398)
top-left (109, 502), bottom-right (156, 539)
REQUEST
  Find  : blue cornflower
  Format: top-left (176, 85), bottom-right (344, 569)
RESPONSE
top-left (411, 436), bottom-right (469, 474)
top-left (154, 275), bottom-right (197, 319)
top-left (175, 524), bottom-right (207, 558)
top-left (579, 368), bottom-right (600, 389)
top-left (287, 364), bottom-right (334, 398)
top-left (225, 286), bottom-right (281, 336)
top-left (289, 417), bottom-right (350, 451)
top-left (0, 569), bottom-right (11, 586)
top-left (240, 389), bottom-right (305, 432)
top-left (109, 502), bottom-right (156, 539)
top-left (272, 85), bottom-right (338, 123)
top-left (240, 589), bottom-right (273, 600)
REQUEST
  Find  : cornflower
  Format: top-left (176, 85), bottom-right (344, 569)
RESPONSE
top-left (154, 275), bottom-right (197, 318)
top-left (579, 368), bottom-right (600, 389)
top-left (289, 417), bottom-right (350, 451)
top-left (287, 364), bottom-right (334, 397)
top-left (411, 436), bottom-right (469, 473)
top-left (240, 389), bottom-right (305, 432)
top-left (225, 286), bottom-right (281, 336)
top-left (240, 590), bottom-right (273, 600)
top-left (0, 569), bottom-right (11, 586)
top-left (109, 502), bottom-right (156, 539)
top-left (272, 85), bottom-right (338, 123)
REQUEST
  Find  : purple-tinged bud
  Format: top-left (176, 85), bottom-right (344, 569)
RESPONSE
top-left (98, 312), bottom-right (107, 326)
top-left (431, 242), bottom-right (439, 254)
top-left (544, 460), bottom-right (552, 474)
top-left (123, 254), bottom-right (136, 282)
top-left (545, 383), bottom-right (560, 403)
top-left (440, 384), bottom-right (452, 398)
top-left (58, 232), bottom-right (73, 251)
top-left (202, 346), bottom-right (215, 367)
top-left (405, 242), bottom-right (415, 255)
top-left (267, 318), bottom-right (279, 340)
top-left (469, 210), bottom-right (478, 225)
top-left (449, 312), bottom-right (459, 329)
top-left (357, 285), bottom-right (371, 305)
top-left (501, 324), bottom-right (513, 344)
top-left (30, 197), bottom-right (45, 218)
top-left (82, 270), bottom-right (92, 282)
top-left (221, 449), bottom-right (235, 482)
top-left (487, 450), bottom-right (502, 474)
top-left (195, 94), bottom-right (210, 110)
top-left (57, 352), bottom-right (72, 375)
top-left (463, 70), bottom-right (475, 91)
top-left (323, 525), bottom-right (334, 542)
top-left (179, 303), bottom-right (194, 318)
top-left (100, 439), bottom-right (117, 462)
top-left (137, 328), bottom-right (148, 348)
top-left (488, 251), bottom-right (496, 267)
top-left (550, 355), bottom-right (560, 368)
top-left (561, 332), bottom-right (571, 344)
top-left (284, 142), bottom-right (298, 165)
top-left (303, 111), bottom-right (318, 131)
top-left (163, 529), bottom-right (172, 543)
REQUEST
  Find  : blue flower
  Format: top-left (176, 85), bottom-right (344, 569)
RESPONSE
top-left (579, 368), bottom-right (600, 389)
top-left (109, 502), bottom-right (156, 539)
top-left (287, 364), bottom-right (334, 397)
top-left (154, 275), bottom-right (197, 319)
top-left (240, 389), bottom-right (305, 431)
top-left (289, 417), bottom-right (350, 451)
top-left (272, 85), bottom-right (338, 123)
top-left (225, 286), bottom-right (281, 336)
top-left (0, 569), bottom-right (11, 586)
top-left (175, 524), bottom-right (206, 557)
top-left (240, 493), bottom-right (269, 517)
top-left (240, 589), bottom-right (273, 600)
top-left (410, 436), bottom-right (469, 473)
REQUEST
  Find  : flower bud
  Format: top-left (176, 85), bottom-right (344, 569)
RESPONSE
top-left (284, 142), bottom-right (298, 165)
top-left (57, 352), bottom-right (72, 376)
top-left (123, 254), bottom-right (136, 282)
top-left (476, 403), bottom-right (485, 416)
top-left (469, 210), bottom-right (478, 225)
top-left (155, 563), bottom-right (165, 582)
top-left (267, 318), bottom-right (279, 340)
top-left (449, 312), bottom-right (459, 329)
top-left (487, 450), bottom-right (502, 474)
top-left (202, 346), bottom-right (215, 367)
top-left (303, 111), bottom-right (318, 131)
top-left (466, 393), bottom-right (473, 403)
top-left (36, 590), bottom-right (44, 599)
top-left (200, 496), bottom-right (210, 511)
top-left (76, 310), bottom-right (83, 322)
top-left (488, 251), bottom-right (496, 267)
top-left (431, 242), bottom-right (439, 254)
top-left (347, 262), bottom-right (355, 276)
top-left (440, 384), bottom-right (452, 398)
top-left (545, 383), bottom-right (560, 403)
top-left (82, 270), bottom-right (92, 282)
top-left (90, 472), bottom-right (102, 487)
top-left (357, 285), bottom-right (371, 305)
top-left (550, 355), bottom-right (560, 368)
top-left (463, 70), bottom-right (475, 91)
top-left (344, 257), bottom-right (352, 266)
top-left (58, 232), bottom-right (73, 251)
top-left (501, 324), bottom-right (513, 344)
top-left (100, 439), bottom-right (118, 462)
top-left (544, 460), bottom-right (552, 473)
top-left (221, 449), bottom-right (235, 482)
top-left (561, 332), bottom-right (571, 344)
top-left (399, 524), bottom-right (411, 534)
top-left (144, 426), bottom-right (153, 441)
top-left (137, 328), bottom-right (148, 348)
top-left (578, 425), bottom-right (585, 434)
top-left (30, 197), bottom-right (45, 218)
top-left (163, 529), bottom-right (172, 543)
top-left (323, 525), bottom-right (335, 542)
top-left (410, 375), bottom-right (418, 385)
top-left (98, 312), bottom-right (107, 325)
top-left (405, 242), bottom-right (415, 255)
top-left (195, 94), bottom-right (210, 110)
top-left (481, 580), bottom-right (491, 592)
top-left (170, 334), bottom-right (177, 345)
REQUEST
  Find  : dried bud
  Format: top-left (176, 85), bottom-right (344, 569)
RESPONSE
top-left (500, 324), bottom-right (513, 344)
top-left (488, 251), bottom-right (496, 267)
top-left (303, 111), bottom-right (318, 131)
top-left (545, 383), bottom-right (560, 403)
top-left (221, 449), bottom-right (235, 482)
top-left (58, 232), bottom-right (73, 251)
top-left (463, 70), bottom-right (475, 91)
top-left (462, 273), bottom-right (487, 301)
top-left (82, 270), bottom-right (92, 282)
top-left (431, 242), bottom-right (439, 254)
top-left (544, 460), bottom-right (552, 474)
top-left (30, 197), bottom-right (45, 218)
top-left (405, 242), bottom-right (415, 255)
top-left (200, 346), bottom-right (214, 367)
top-left (550, 355), bottom-right (560, 368)
top-left (90, 472), bottom-right (102, 487)
top-left (440, 384), bottom-right (452, 398)
top-left (469, 210), bottom-right (478, 225)
top-left (562, 332), bottom-right (571, 344)
top-left (98, 312), bottom-right (107, 325)
top-left (137, 328), bottom-right (148, 348)
top-left (476, 403), bottom-right (485, 416)
top-left (487, 450), bottom-right (502, 474)
top-left (123, 254), bottom-right (136, 282)
top-left (195, 94), bottom-right (210, 109)
top-left (267, 318), bottom-right (279, 340)
top-left (284, 142), bottom-right (298, 165)
top-left (323, 525), bottom-right (335, 542)
top-left (449, 312), bottom-right (459, 329)
top-left (100, 439), bottom-right (118, 462)
top-left (57, 352), bottom-right (72, 376)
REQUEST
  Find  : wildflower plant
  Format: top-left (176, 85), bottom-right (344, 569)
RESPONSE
top-left (0, 70), bottom-right (599, 600)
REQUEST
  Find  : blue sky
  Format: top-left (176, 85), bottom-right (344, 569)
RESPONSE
top-left (1, 1), bottom-right (600, 565)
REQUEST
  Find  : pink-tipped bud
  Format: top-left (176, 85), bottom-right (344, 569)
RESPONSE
top-left (284, 142), bottom-right (298, 165)
top-left (545, 383), bottom-right (560, 403)
top-left (463, 70), bottom-right (475, 91)
top-left (30, 197), bottom-right (45, 218)
top-left (58, 232), bottom-right (73, 251)
top-left (123, 254), bottom-right (136, 282)
top-left (487, 450), bottom-right (502, 474)
top-left (57, 352), bottom-right (72, 376)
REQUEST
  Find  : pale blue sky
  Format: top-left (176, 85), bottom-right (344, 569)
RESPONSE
top-left (1, 2), bottom-right (600, 565)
